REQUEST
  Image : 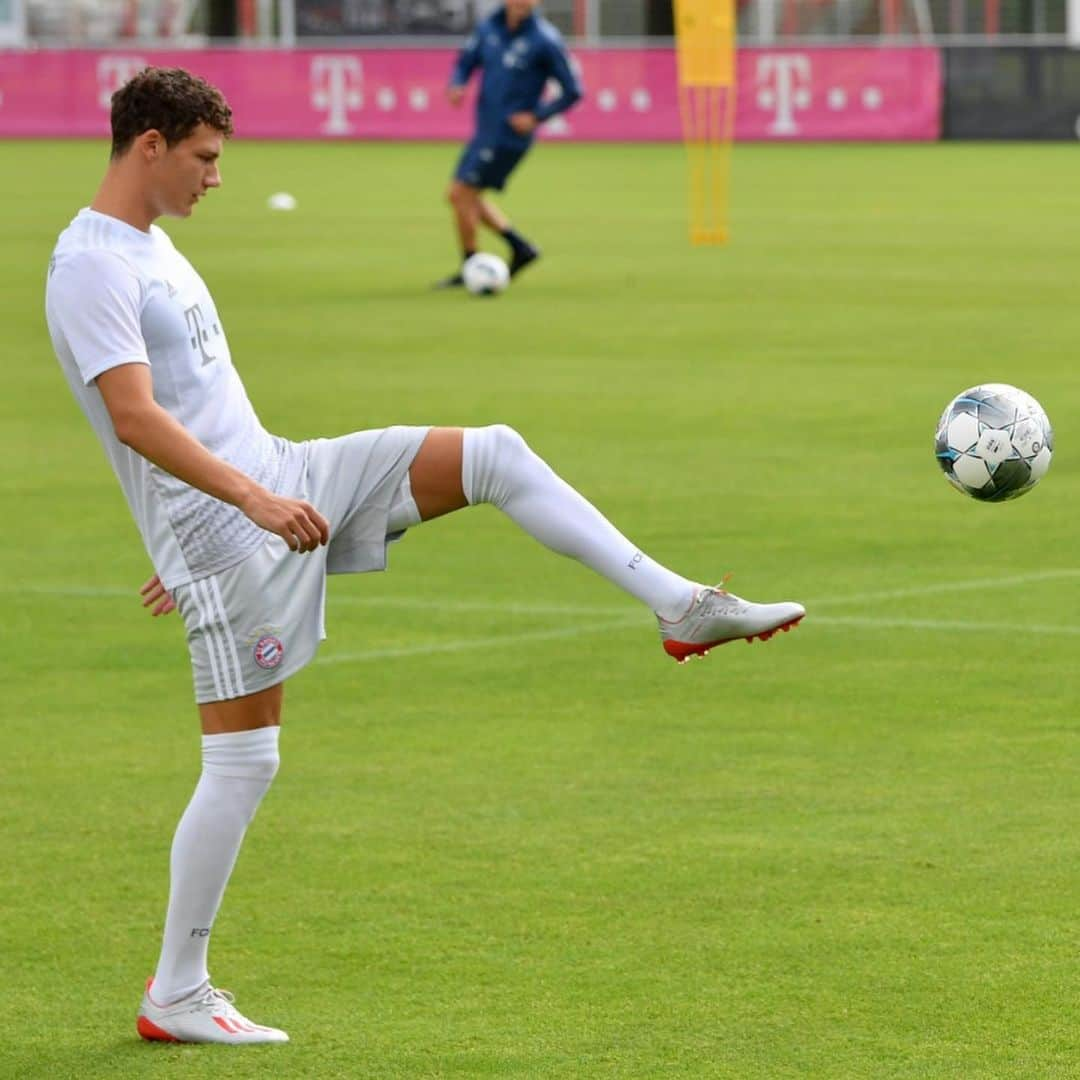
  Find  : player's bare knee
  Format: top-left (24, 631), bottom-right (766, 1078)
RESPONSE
top-left (448, 182), bottom-right (473, 208)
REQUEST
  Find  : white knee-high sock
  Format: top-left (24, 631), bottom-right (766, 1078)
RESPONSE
top-left (462, 425), bottom-right (696, 621)
top-left (151, 726), bottom-right (280, 1005)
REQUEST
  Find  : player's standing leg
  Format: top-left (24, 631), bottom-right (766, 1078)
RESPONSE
top-left (403, 428), bottom-right (804, 660)
top-left (435, 179), bottom-right (482, 289)
top-left (137, 685), bottom-right (289, 1044)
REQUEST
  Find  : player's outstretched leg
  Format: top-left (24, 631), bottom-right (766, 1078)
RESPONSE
top-left (455, 425), bottom-right (804, 659)
top-left (137, 979), bottom-right (289, 1044)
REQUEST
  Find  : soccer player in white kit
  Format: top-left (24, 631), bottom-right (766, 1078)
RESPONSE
top-left (45, 68), bottom-right (804, 1045)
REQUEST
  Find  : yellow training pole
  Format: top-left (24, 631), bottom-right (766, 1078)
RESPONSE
top-left (674, 0), bottom-right (736, 245)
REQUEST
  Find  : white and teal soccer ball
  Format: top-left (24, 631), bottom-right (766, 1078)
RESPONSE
top-left (935, 383), bottom-right (1053, 502)
top-left (463, 253), bottom-right (510, 296)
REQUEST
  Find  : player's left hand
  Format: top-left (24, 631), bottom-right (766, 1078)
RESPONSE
top-left (509, 112), bottom-right (538, 135)
top-left (140, 573), bottom-right (176, 616)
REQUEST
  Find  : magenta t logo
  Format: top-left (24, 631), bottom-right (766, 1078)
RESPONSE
top-left (755, 55), bottom-right (812, 136)
top-left (310, 56), bottom-right (363, 135)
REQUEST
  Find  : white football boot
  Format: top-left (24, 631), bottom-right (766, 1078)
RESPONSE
top-left (137, 979), bottom-right (289, 1044)
top-left (658, 583), bottom-right (804, 662)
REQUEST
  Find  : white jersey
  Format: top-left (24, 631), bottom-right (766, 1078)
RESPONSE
top-left (45, 209), bottom-right (305, 590)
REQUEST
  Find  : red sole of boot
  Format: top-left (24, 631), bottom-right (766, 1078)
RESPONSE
top-left (663, 614), bottom-right (804, 663)
top-left (137, 1016), bottom-right (181, 1042)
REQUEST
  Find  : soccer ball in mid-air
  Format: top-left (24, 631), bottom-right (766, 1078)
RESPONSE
top-left (463, 253), bottom-right (510, 296)
top-left (935, 383), bottom-right (1053, 502)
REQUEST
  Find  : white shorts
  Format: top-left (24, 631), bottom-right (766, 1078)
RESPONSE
top-left (173, 425), bottom-right (429, 704)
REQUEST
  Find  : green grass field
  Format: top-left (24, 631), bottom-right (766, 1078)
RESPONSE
top-left (3, 139), bottom-right (1079, 1078)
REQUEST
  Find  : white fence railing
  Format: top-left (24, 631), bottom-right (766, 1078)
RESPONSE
top-left (7, 0), bottom-right (1079, 46)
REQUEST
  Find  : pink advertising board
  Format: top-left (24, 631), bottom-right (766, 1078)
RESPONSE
top-left (0, 47), bottom-right (940, 141)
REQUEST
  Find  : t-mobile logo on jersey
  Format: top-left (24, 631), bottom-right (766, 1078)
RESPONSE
top-left (755, 54), bottom-right (813, 136)
top-left (184, 303), bottom-right (218, 366)
top-left (310, 56), bottom-right (363, 135)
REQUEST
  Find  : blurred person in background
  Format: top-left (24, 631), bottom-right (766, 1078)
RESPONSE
top-left (436, 0), bottom-right (583, 288)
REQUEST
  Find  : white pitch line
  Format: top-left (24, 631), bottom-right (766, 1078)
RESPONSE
top-left (813, 614), bottom-right (1080, 636)
top-left (315, 617), bottom-right (641, 665)
top-left (11, 567), bottom-right (1080, 614)
top-left (327, 593), bottom-right (629, 617)
top-left (811, 569), bottom-right (1080, 608)
top-left (6, 570), bottom-right (1080, 663)
top-left (6, 583), bottom-right (133, 598)
top-left (330, 568), bottom-right (1080, 615)
top-left (0, 582), bottom-right (630, 616)
top-left (319, 610), bottom-right (1080, 667)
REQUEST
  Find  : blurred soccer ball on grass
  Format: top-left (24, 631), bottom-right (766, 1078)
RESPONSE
top-left (463, 253), bottom-right (510, 296)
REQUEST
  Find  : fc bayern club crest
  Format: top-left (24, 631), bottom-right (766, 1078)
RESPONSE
top-left (253, 634), bottom-right (284, 670)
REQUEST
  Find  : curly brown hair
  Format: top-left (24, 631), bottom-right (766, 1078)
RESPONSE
top-left (110, 67), bottom-right (234, 159)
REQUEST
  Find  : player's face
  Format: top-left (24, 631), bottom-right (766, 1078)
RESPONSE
top-left (151, 123), bottom-right (223, 219)
top-left (505, 0), bottom-right (539, 20)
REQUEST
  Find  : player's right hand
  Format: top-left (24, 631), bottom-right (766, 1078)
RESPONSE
top-left (446, 85), bottom-right (465, 107)
top-left (140, 573), bottom-right (176, 616)
top-left (240, 489), bottom-right (330, 553)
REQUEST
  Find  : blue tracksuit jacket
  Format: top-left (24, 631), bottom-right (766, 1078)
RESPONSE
top-left (449, 6), bottom-right (584, 150)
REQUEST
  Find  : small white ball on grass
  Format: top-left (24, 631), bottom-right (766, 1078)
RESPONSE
top-left (267, 192), bottom-right (297, 211)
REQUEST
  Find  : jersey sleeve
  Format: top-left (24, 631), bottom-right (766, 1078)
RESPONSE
top-left (450, 29), bottom-right (482, 87)
top-left (534, 34), bottom-right (584, 123)
top-left (48, 249), bottom-right (150, 386)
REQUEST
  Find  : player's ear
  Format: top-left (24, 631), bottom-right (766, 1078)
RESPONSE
top-left (136, 129), bottom-right (167, 161)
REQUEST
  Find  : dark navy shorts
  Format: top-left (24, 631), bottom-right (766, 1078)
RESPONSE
top-left (453, 139), bottom-right (529, 191)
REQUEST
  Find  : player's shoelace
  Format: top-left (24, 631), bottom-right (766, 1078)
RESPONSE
top-left (191, 986), bottom-right (237, 1014)
top-left (693, 574), bottom-right (737, 611)
top-left (660, 575), bottom-right (736, 626)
